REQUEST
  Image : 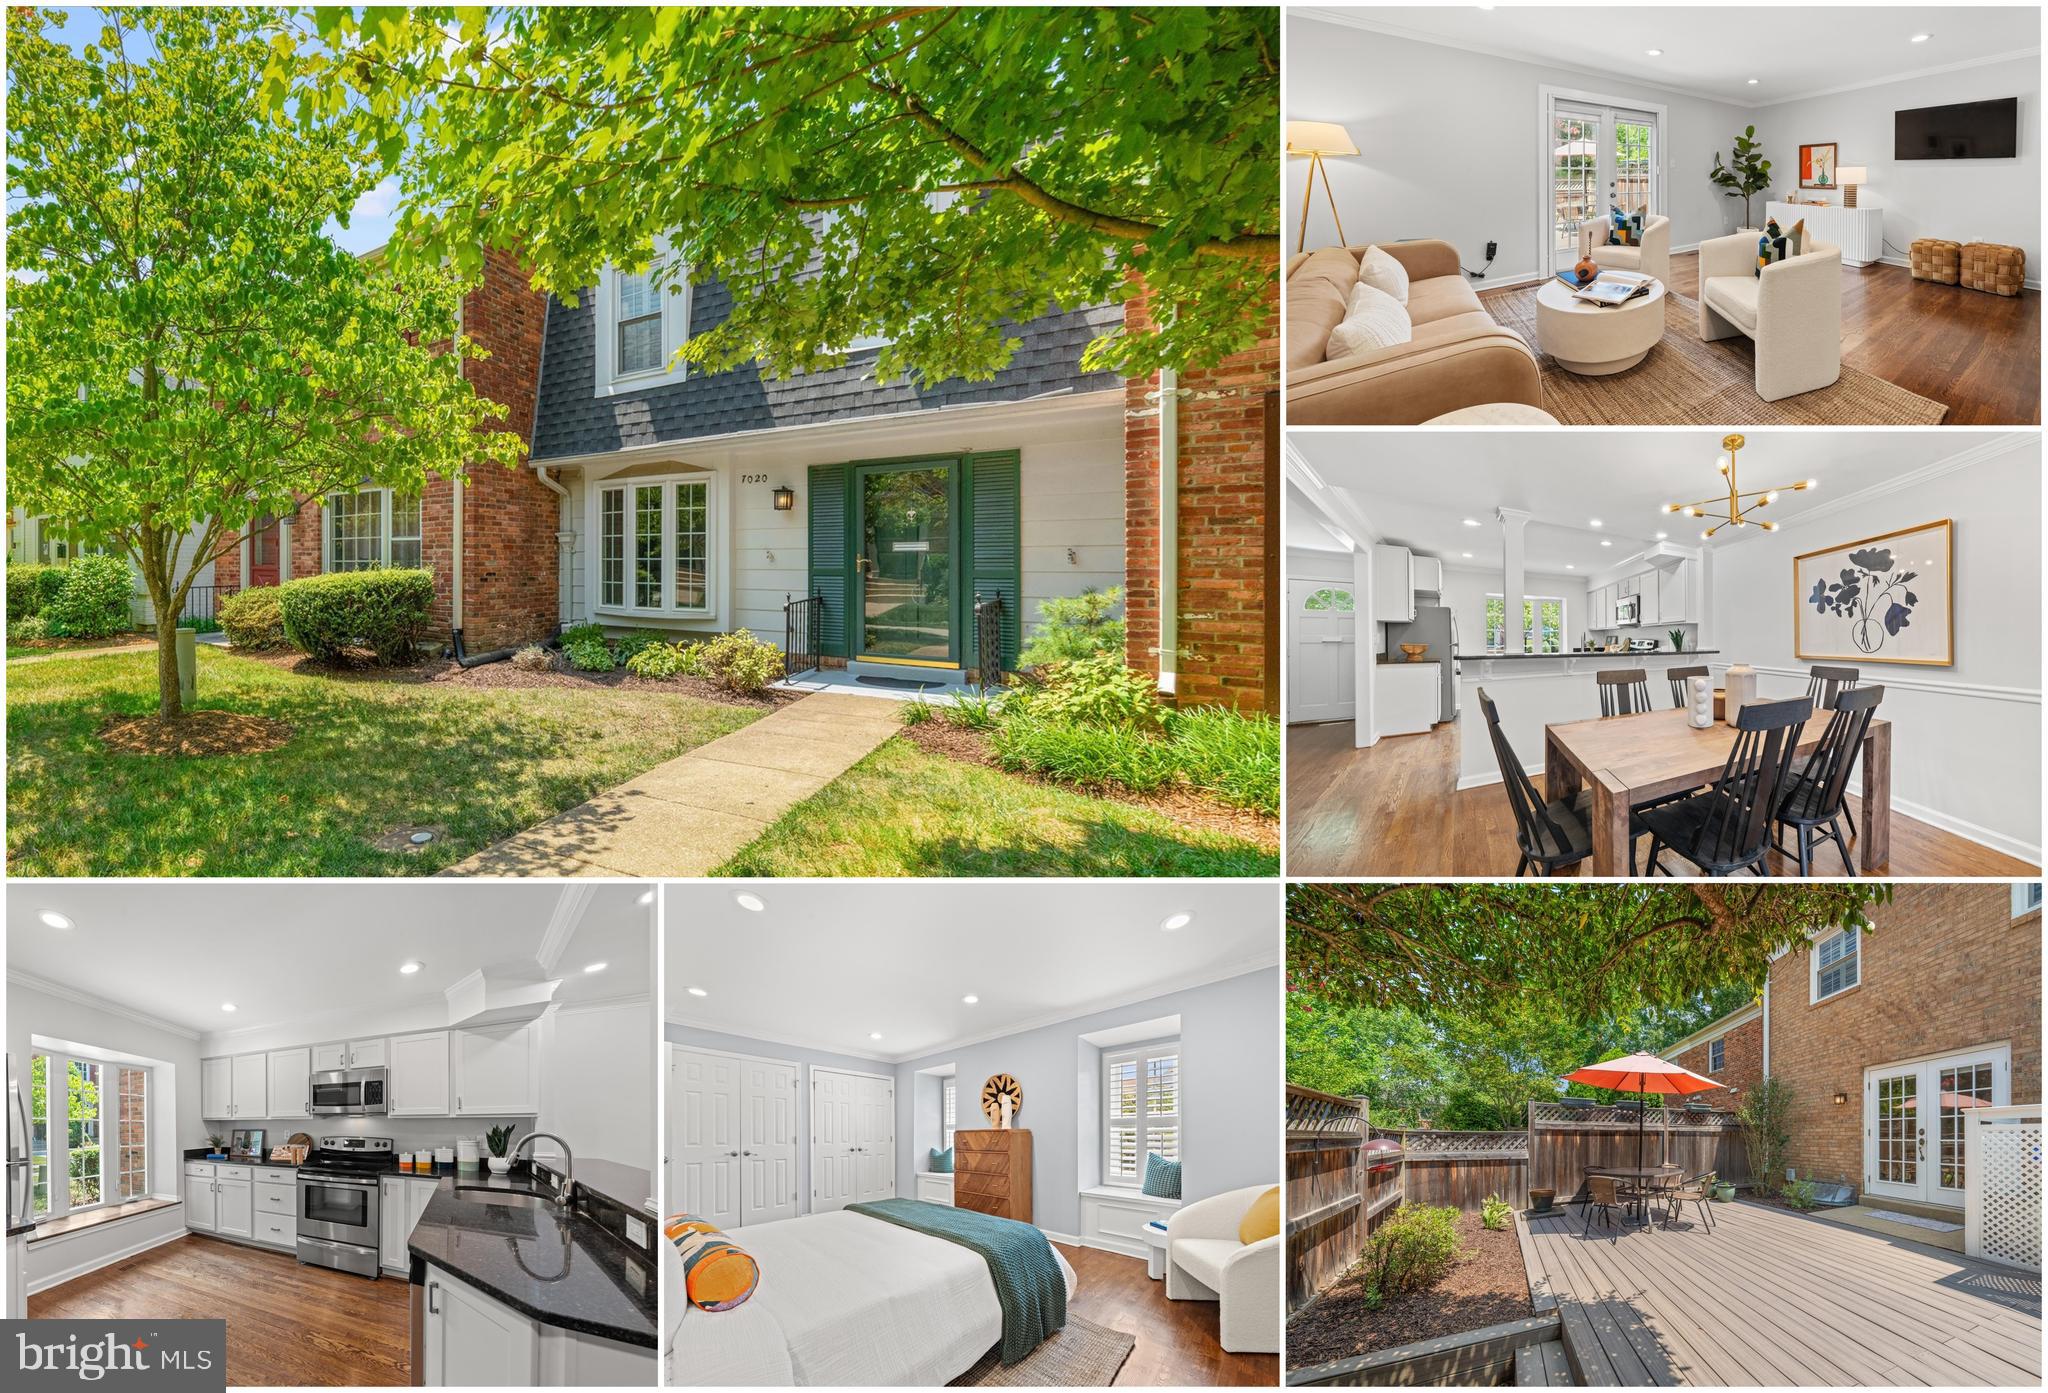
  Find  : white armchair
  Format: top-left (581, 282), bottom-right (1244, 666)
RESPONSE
top-left (1164, 1185), bottom-right (1280, 1354)
top-left (1578, 213), bottom-right (1671, 286)
top-left (1697, 230), bottom-right (1843, 401)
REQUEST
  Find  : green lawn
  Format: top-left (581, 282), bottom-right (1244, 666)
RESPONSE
top-left (6, 648), bottom-right (761, 876)
top-left (716, 736), bottom-right (1278, 878)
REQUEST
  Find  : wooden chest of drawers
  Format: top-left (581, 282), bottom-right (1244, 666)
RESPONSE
top-left (952, 1129), bottom-right (1033, 1223)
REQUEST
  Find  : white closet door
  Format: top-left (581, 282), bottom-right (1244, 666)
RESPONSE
top-left (810, 1069), bottom-right (866, 1213)
top-left (855, 1074), bottom-right (896, 1204)
top-left (740, 1059), bottom-right (799, 1225)
top-left (670, 1048), bottom-right (742, 1229)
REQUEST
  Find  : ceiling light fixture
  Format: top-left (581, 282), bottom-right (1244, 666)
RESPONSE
top-left (1910, 33), bottom-right (1931, 43)
top-left (1662, 434), bottom-right (1814, 537)
top-left (583, 961), bottom-right (608, 974)
top-left (1646, 48), bottom-right (1662, 56)
top-left (399, 961), bottom-right (423, 975)
top-left (869, 1031), bottom-right (883, 1040)
top-left (1588, 518), bottom-right (1603, 528)
top-left (1655, 531), bottom-right (1669, 540)
top-left (1160, 912), bottom-right (1193, 931)
top-left (1565, 564), bottom-right (1576, 570)
top-left (687, 986), bottom-right (708, 997)
top-left (1461, 518), bottom-right (1480, 527)
top-left (1747, 77), bottom-right (1760, 84)
top-left (38, 910), bottom-right (72, 930)
top-left (963, 994), bottom-right (979, 1004)
top-left (636, 889), bottom-right (655, 907)
top-left (1462, 552), bottom-right (1474, 559)
top-left (1600, 539), bottom-right (1612, 547)
top-left (733, 892), bottom-right (765, 913)
top-left (221, 1003), bottom-right (237, 1013)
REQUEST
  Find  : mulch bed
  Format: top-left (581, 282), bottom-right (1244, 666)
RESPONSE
top-left (99, 710), bottom-right (295, 756)
top-left (10, 635), bottom-right (156, 657)
top-left (226, 648), bottom-right (803, 710)
top-left (1287, 1210), bottom-right (1532, 1372)
top-left (896, 718), bottom-right (1280, 847)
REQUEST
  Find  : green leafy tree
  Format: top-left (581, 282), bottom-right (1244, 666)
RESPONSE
top-left (6, 7), bottom-right (522, 718)
top-left (271, 5), bottom-right (1278, 383)
top-left (1709, 125), bottom-right (1773, 228)
top-left (28, 1057), bottom-right (102, 1208)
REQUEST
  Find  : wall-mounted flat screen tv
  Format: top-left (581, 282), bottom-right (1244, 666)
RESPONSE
top-left (1894, 97), bottom-right (2020, 160)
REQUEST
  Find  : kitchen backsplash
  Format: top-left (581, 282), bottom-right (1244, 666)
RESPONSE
top-left (211, 1113), bottom-right (533, 1154)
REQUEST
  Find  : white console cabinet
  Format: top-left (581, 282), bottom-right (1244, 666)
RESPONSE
top-left (1766, 200), bottom-right (1881, 268)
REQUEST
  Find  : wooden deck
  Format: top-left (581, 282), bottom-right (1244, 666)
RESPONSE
top-left (1519, 1200), bottom-right (2042, 1386)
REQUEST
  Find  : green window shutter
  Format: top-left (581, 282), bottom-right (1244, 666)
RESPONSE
top-left (964, 451), bottom-right (1022, 669)
top-left (807, 463), bottom-right (850, 658)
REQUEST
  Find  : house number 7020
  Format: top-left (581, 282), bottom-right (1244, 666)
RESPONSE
top-left (740, 473), bottom-right (769, 484)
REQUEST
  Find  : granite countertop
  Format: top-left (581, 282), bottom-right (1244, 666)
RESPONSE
top-left (1377, 657), bottom-right (1441, 667)
top-left (182, 1149), bottom-right (303, 1170)
top-left (1457, 649), bottom-right (1722, 661)
top-left (7, 1219), bottom-right (34, 1238)
top-left (407, 1164), bottom-right (657, 1348)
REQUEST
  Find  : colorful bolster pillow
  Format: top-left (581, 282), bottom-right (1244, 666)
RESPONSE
top-left (666, 1214), bottom-right (759, 1311)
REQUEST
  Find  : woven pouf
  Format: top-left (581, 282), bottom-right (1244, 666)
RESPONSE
top-left (1910, 238), bottom-right (1961, 285)
top-left (1961, 242), bottom-right (2026, 296)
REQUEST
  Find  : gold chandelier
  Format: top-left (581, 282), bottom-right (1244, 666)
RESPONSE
top-left (1662, 434), bottom-right (1817, 538)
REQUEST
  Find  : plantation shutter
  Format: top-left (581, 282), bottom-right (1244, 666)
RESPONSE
top-left (808, 462), bottom-right (850, 658)
top-left (963, 450), bottom-right (1021, 670)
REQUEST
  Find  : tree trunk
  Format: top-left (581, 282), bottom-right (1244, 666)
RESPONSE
top-left (138, 531), bottom-right (182, 720)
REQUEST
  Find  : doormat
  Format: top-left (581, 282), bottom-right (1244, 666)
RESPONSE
top-left (1865, 1208), bottom-right (1962, 1232)
top-left (857, 674), bottom-right (942, 690)
top-left (949, 1316), bottom-right (1136, 1387)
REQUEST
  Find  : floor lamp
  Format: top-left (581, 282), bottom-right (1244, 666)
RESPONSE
top-left (1286, 121), bottom-right (1358, 255)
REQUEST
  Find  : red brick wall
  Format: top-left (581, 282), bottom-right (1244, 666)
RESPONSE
top-left (1123, 278), bottom-right (1280, 713)
top-left (1670, 1010), bottom-right (1762, 1109)
top-left (1766, 884), bottom-right (2042, 1196)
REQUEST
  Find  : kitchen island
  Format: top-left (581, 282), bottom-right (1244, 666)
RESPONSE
top-left (1456, 650), bottom-right (1722, 790)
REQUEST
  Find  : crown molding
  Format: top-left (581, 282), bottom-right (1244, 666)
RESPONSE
top-left (1749, 48), bottom-right (2041, 108)
top-left (7, 969), bottom-right (201, 1041)
top-left (536, 885), bottom-right (598, 976)
top-left (1714, 432), bottom-right (2034, 545)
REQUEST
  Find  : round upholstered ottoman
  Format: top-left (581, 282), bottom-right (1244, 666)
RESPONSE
top-left (1424, 403), bottom-right (1561, 425)
top-left (1534, 277), bottom-right (1667, 375)
top-left (1910, 238), bottom-right (1961, 285)
top-left (1962, 243), bottom-right (2026, 297)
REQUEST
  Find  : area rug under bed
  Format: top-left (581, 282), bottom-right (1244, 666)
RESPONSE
top-left (949, 1314), bottom-right (1138, 1387)
top-left (1484, 283), bottom-right (1949, 426)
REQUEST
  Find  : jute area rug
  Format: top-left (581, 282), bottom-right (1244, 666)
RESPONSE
top-left (949, 1315), bottom-right (1139, 1387)
top-left (1486, 283), bottom-right (1949, 425)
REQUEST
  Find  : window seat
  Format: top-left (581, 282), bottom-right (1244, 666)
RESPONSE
top-left (28, 1197), bottom-right (179, 1244)
top-left (1079, 1184), bottom-right (1181, 1210)
top-left (1079, 1186), bottom-right (1183, 1259)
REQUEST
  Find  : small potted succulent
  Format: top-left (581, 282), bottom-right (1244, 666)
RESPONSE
top-left (206, 1133), bottom-right (226, 1159)
top-left (484, 1124), bottom-right (519, 1175)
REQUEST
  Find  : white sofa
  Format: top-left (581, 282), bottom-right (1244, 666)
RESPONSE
top-left (1579, 213), bottom-right (1672, 286)
top-left (1164, 1185), bottom-right (1280, 1354)
top-left (1697, 229), bottom-right (1843, 401)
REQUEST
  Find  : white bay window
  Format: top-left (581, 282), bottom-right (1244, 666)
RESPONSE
top-left (597, 474), bottom-right (715, 617)
top-left (1104, 1041), bottom-right (1181, 1187)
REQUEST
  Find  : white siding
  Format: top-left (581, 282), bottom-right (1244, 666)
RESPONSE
top-left (1020, 434), bottom-right (1124, 631)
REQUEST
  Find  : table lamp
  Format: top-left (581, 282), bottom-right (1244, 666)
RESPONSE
top-left (1286, 120), bottom-right (1359, 254)
top-left (1836, 166), bottom-right (1868, 208)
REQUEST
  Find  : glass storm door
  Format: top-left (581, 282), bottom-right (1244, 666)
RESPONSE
top-left (1547, 96), bottom-right (1660, 275)
top-left (857, 464), bottom-right (953, 665)
top-left (1865, 1047), bottom-right (2009, 1204)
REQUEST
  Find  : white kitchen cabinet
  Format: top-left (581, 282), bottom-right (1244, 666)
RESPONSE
top-left (1636, 572), bottom-right (1660, 626)
top-left (455, 1023), bottom-right (542, 1116)
top-left (1659, 561), bottom-right (1692, 623)
top-left (311, 1042), bottom-right (348, 1072)
top-left (184, 1163), bottom-right (218, 1231)
top-left (380, 1178), bottom-right (408, 1271)
top-left (230, 1053), bottom-right (268, 1121)
top-left (313, 1038), bottom-right (387, 1071)
top-left (1411, 555), bottom-right (1443, 594)
top-left (1376, 662), bottom-right (1440, 737)
top-left (350, 1038), bottom-right (389, 1069)
top-left (267, 1047), bottom-right (311, 1119)
top-left (389, 1031), bottom-right (453, 1116)
top-left (537, 1325), bottom-right (660, 1387)
top-left (254, 1171), bottom-right (297, 1250)
top-left (7, 1229), bottom-right (25, 1319)
top-left (419, 1264), bottom-right (541, 1386)
top-left (201, 1058), bottom-right (233, 1120)
top-left (215, 1165), bottom-right (255, 1240)
top-left (1370, 545), bottom-right (1415, 623)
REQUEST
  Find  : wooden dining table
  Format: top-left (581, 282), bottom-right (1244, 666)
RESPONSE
top-left (1543, 707), bottom-right (1892, 875)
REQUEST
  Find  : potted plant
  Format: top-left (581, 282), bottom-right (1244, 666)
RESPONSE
top-left (1529, 1187), bottom-right (1556, 1214)
top-left (1668, 629), bottom-right (1686, 652)
top-left (206, 1133), bottom-right (226, 1157)
top-left (484, 1124), bottom-right (519, 1174)
top-left (1709, 125), bottom-right (1773, 230)
top-left (1712, 1179), bottom-right (1736, 1202)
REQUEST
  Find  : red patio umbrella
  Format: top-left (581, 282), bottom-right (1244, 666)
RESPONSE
top-left (1563, 1052), bottom-right (1723, 1173)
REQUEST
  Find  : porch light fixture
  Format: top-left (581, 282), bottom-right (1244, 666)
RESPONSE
top-left (1834, 1091), bottom-right (1849, 1105)
top-left (1662, 434), bottom-right (1816, 538)
top-left (772, 485), bottom-right (795, 512)
top-left (869, 1032), bottom-right (883, 1041)
top-left (963, 994), bottom-right (979, 1004)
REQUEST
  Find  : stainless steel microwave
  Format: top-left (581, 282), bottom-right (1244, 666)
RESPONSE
top-left (1615, 593), bottom-right (1641, 627)
top-left (309, 1066), bottom-right (387, 1116)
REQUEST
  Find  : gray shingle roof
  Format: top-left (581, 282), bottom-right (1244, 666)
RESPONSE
top-left (531, 277), bottom-right (1125, 461)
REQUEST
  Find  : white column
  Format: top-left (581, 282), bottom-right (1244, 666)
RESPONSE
top-left (1499, 508), bottom-right (1531, 654)
top-left (1352, 544), bottom-right (1377, 748)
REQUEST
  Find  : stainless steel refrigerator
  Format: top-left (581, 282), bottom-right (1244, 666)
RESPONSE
top-left (1384, 605), bottom-right (1459, 723)
top-left (8, 1054), bottom-right (31, 1317)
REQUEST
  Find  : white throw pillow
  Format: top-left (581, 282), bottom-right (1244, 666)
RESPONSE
top-left (1325, 281), bottom-right (1411, 360)
top-left (1359, 245), bottom-right (1410, 304)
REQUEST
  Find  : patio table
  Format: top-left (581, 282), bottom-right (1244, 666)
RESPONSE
top-left (1585, 1164), bottom-right (1681, 1227)
top-left (1543, 706), bottom-right (1892, 875)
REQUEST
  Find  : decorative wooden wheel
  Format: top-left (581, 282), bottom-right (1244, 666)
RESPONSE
top-left (981, 1073), bottom-right (1023, 1125)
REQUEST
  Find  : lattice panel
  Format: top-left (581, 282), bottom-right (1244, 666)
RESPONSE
top-left (1972, 1118), bottom-right (2042, 1273)
top-left (1286, 1085), bottom-right (1364, 1138)
top-left (1391, 1129), bottom-right (1528, 1156)
top-left (1529, 1102), bottom-right (1740, 1130)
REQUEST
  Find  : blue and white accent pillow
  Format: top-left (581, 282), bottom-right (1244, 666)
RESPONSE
top-left (1142, 1152), bottom-right (1182, 1199)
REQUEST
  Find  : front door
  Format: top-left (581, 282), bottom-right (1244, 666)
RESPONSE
top-left (248, 514), bottom-right (280, 587)
top-left (1864, 1044), bottom-right (2010, 1205)
top-left (1288, 577), bottom-right (1357, 723)
top-left (857, 462), bottom-right (954, 666)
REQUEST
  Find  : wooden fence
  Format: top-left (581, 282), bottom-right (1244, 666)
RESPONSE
top-left (1526, 1101), bottom-right (1750, 1199)
top-left (1395, 1130), bottom-right (1530, 1210)
top-left (1286, 1085), bottom-right (1388, 1313)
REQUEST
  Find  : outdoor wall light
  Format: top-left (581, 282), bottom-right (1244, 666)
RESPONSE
top-left (772, 485), bottom-right (795, 511)
top-left (1833, 1091), bottom-right (1848, 1105)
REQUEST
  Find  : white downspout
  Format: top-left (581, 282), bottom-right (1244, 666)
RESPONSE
top-left (1761, 977), bottom-right (1771, 1078)
top-left (451, 477), bottom-right (464, 631)
top-left (532, 464), bottom-right (573, 623)
top-left (1158, 368), bottom-right (1179, 697)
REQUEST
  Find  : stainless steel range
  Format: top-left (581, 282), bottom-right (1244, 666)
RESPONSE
top-left (297, 1135), bottom-right (393, 1278)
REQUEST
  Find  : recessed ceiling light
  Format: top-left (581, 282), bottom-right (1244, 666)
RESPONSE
top-left (221, 1003), bottom-right (237, 1013)
top-left (869, 1031), bottom-right (883, 1040)
top-left (1565, 564), bottom-right (1576, 570)
top-left (1747, 78), bottom-right (1759, 85)
top-left (399, 961), bottom-right (423, 975)
top-left (687, 986), bottom-right (708, 997)
top-left (1910, 33), bottom-right (1931, 43)
top-left (1462, 552), bottom-right (1474, 559)
top-left (636, 890), bottom-right (655, 907)
top-left (1462, 518), bottom-right (1481, 527)
top-left (1600, 539), bottom-right (1612, 547)
top-left (1646, 48), bottom-right (1662, 56)
top-left (1160, 912), bottom-right (1193, 931)
top-left (1588, 518), bottom-right (1603, 528)
top-left (37, 910), bottom-right (72, 930)
top-left (1655, 532), bottom-right (1669, 540)
top-left (733, 892), bottom-right (765, 913)
top-left (963, 994), bottom-right (979, 1004)
top-left (583, 961), bottom-right (608, 974)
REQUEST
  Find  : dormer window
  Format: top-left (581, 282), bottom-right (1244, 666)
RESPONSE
top-left (594, 251), bottom-right (690, 396)
top-left (614, 271), bottom-right (665, 376)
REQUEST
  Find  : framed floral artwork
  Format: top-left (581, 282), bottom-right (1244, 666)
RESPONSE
top-left (1795, 520), bottom-right (1953, 666)
top-left (1799, 142), bottom-right (1838, 189)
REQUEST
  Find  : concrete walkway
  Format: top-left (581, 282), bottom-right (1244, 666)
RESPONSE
top-left (449, 691), bottom-right (902, 877)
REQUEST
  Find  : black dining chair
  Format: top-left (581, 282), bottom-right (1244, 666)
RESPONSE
top-left (1596, 669), bottom-right (1654, 717)
top-left (1638, 697), bottom-right (1813, 876)
top-left (1665, 665), bottom-right (1710, 710)
top-left (1776, 686), bottom-right (1883, 876)
top-left (1804, 666), bottom-right (1863, 835)
top-left (1478, 688), bottom-right (1593, 876)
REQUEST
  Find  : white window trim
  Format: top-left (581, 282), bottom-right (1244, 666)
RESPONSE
top-left (1708, 1038), bottom-right (1725, 1074)
top-left (2012, 883), bottom-right (2042, 917)
top-left (1811, 926), bottom-right (1861, 1004)
top-left (322, 487), bottom-right (421, 573)
top-left (1102, 1039), bottom-right (1182, 1191)
top-left (1485, 592), bottom-right (1568, 655)
top-left (586, 469), bottom-right (722, 622)
top-left (594, 255), bottom-right (692, 397)
top-left (941, 1078), bottom-right (957, 1153)
top-left (31, 1052), bottom-right (143, 1222)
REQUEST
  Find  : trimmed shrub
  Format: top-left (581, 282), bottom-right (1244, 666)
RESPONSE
top-left (218, 586), bottom-right (288, 650)
top-left (1782, 1178), bottom-right (1818, 1209)
top-left (277, 569), bottom-right (435, 664)
top-left (625, 641), bottom-right (690, 679)
top-left (9, 614), bottom-right (51, 642)
top-left (44, 555), bottom-right (136, 638)
top-left (1481, 1192), bottom-right (1512, 1231)
top-left (563, 632), bottom-right (616, 672)
top-left (1019, 586), bottom-right (1126, 668)
top-left (1358, 1204), bottom-right (1462, 1310)
top-left (1011, 651), bottom-right (1164, 730)
top-left (558, 621), bottom-right (606, 647)
top-left (7, 563), bottom-right (68, 623)
top-left (510, 644), bottom-right (552, 673)
top-left (697, 629), bottom-right (784, 694)
top-left (613, 629), bottom-right (668, 663)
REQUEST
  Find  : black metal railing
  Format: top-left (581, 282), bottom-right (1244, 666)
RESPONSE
top-left (140, 583), bottom-right (238, 626)
top-left (784, 592), bottom-right (824, 678)
top-left (974, 592), bottom-right (1006, 688)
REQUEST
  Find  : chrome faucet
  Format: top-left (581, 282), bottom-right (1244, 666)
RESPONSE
top-left (511, 1132), bottom-right (575, 1207)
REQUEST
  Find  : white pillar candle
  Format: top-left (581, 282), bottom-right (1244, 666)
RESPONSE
top-left (1724, 664), bottom-right (1757, 726)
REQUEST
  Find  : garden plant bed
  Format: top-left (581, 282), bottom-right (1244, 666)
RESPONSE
top-left (8, 634), bottom-right (156, 662)
top-left (1287, 1210), bottom-right (1533, 1371)
top-left (99, 710), bottom-right (294, 756)
top-left (228, 647), bottom-right (803, 709)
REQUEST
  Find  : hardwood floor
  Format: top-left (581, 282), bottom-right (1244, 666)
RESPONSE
top-left (1286, 719), bottom-right (2040, 878)
top-left (29, 1233), bottom-right (411, 1387)
top-left (1052, 1241), bottom-right (1277, 1386)
top-left (1657, 250), bottom-right (2041, 425)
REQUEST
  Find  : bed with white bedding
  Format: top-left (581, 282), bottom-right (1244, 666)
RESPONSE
top-left (666, 1209), bottom-right (1079, 1387)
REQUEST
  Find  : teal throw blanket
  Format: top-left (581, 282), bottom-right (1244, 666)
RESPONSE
top-left (847, 1198), bottom-right (1066, 1365)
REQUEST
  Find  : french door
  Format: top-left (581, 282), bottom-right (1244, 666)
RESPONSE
top-left (811, 1068), bottom-right (895, 1212)
top-left (1864, 1044), bottom-right (2010, 1206)
top-left (1542, 90), bottom-right (1662, 275)
top-left (668, 1046), bottom-right (798, 1229)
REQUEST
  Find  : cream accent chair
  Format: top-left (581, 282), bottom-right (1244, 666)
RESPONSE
top-left (1164, 1186), bottom-right (1280, 1354)
top-left (1697, 230), bottom-right (1843, 401)
top-left (1578, 213), bottom-right (1672, 286)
